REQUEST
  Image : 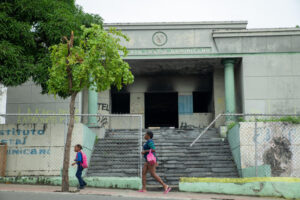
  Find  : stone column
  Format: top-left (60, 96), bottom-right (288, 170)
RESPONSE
top-left (88, 86), bottom-right (98, 126)
top-left (222, 59), bottom-right (236, 122)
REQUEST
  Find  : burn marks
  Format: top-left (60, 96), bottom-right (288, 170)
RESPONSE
top-left (263, 136), bottom-right (293, 176)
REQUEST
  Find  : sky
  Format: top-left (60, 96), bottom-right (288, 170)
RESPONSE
top-left (76, 0), bottom-right (300, 28)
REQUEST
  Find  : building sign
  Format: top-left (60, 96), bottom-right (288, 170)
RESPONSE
top-left (128, 47), bottom-right (212, 56)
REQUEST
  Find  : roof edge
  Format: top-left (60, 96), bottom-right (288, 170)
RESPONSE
top-left (103, 21), bottom-right (248, 30)
top-left (213, 28), bottom-right (300, 37)
top-left (104, 21), bottom-right (248, 26)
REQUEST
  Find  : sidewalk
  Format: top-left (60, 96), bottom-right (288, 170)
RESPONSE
top-left (0, 183), bottom-right (280, 200)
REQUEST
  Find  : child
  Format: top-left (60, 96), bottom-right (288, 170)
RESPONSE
top-left (72, 144), bottom-right (87, 189)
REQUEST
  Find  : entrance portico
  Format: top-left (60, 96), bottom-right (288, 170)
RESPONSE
top-left (87, 21), bottom-right (247, 128)
top-left (90, 57), bottom-right (240, 128)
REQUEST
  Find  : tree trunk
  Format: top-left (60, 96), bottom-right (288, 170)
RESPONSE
top-left (61, 92), bottom-right (77, 192)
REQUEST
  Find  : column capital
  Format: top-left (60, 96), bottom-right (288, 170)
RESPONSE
top-left (222, 58), bottom-right (237, 66)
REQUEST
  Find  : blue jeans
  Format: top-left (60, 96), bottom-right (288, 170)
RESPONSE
top-left (76, 165), bottom-right (86, 187)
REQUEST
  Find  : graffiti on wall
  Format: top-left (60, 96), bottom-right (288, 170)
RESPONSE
top-left (97, 116), bottom-right (108, 128)
top-left (180, 122), bottom-right (199, 129)
top-left (253, 126), bottom-right (296, 144)
top-left (98, 103), bottom-right (110, 112)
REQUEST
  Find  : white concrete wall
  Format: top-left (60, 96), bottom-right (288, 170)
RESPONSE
top-left (239, 122), bottom-right (300, 177)
top-left (213, 68), bottom-right (225, 127)
top-left (0, 123), bottom-right (94, 176)
top-left (130, 92), bottom-right (145, 127)
top-left (242, 54), bottom-right (300, 114)
top-left (6, 81), bottom-right (81, 123)
top-left (98, 90), bottom-right (110, 115)
top-left (179, 113), bottom-right (213, 129)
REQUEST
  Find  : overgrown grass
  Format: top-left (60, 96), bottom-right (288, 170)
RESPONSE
top-left (227, 117), bottom-right (244, 130)
top-left (256, 116), bottom-right (300, 124)
top-left (94, 135), bottom-right (99, 145)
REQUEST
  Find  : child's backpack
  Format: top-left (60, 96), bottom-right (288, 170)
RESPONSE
top-left (77, 151), bottom-right (88, 168)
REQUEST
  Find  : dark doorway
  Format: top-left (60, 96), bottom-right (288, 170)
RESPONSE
top-left (145, 92), bottom-right (178, 128)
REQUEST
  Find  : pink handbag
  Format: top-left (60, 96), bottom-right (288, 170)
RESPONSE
top-left (147, 149), bottom-right (156, 165)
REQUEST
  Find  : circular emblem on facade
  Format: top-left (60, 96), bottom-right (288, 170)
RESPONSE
top-left (152, 31), bottom-right (167, 46)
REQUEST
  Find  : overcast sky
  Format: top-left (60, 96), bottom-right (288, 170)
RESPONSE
top-left (76, 0), bottom-right (300, 28)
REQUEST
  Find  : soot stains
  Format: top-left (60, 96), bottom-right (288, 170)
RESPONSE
top-left (263, 136), bottom-right (292, 176)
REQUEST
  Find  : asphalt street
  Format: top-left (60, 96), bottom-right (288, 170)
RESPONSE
top-left (0, 191), bottom-right (183, 200)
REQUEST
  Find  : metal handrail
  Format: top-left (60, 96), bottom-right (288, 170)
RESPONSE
top-left (189, 113), bottom-right (222, 147)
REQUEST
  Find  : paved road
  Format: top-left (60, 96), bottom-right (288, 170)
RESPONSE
top-left (0, 191), bottom-right (181, 200)
top-left (0, 184), bottom-right (279, 200)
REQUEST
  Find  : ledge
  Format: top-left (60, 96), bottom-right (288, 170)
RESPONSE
top-left (179, 177), bottom-right (300, 199)
top-left (104, 21), bottom-right (248, 30)
top-left (213, 28), bottom-right (300, 37)
top-left (0, 176), bottom-right (142, 190)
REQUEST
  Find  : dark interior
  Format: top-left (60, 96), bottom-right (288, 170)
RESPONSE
top-left (145, 92), bottom-right (178, 128)
top-left (193, 91), bottom-right (212, 113)
top-left (111, 92), bottom-right (130, 114)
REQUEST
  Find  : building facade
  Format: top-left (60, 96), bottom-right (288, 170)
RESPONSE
top-left (5, 21), bottom-right (300, 128)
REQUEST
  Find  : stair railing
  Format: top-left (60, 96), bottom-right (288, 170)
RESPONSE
top-left (189, 113), bottom-right (222, 147)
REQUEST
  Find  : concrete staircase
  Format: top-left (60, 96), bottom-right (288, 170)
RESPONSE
top-left (87, 128), bottom-right (239, 185)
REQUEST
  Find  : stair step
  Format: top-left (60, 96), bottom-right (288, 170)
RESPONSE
top-left (87, 128), bottom-right (239, 185)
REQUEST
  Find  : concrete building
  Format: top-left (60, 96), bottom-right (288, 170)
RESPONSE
top-left (5, 21), bottom-right (300, 128)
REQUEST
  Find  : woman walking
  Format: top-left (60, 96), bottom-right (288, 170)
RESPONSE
top-left (139, 131), bottom-right (171, 194)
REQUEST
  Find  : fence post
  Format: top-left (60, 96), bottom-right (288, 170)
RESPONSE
top-left (0, 143), bottom-right (7, 177)
top-left (139, 115), bottom-right (143, 179)
top-left (254, 117), bottom-right (258, 177)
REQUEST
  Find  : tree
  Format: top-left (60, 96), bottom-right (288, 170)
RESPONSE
top-left (0, 0), bottom-right (102, 91)
top-left (48, 24), bottom-right (134, 191)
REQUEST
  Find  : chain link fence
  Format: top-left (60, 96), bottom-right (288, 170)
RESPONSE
top-left (0, 113), bottom-right (143, 178)
top-left (86, 114), bottom-right (143, 178)
top-left (190, 113), bottom-right (300, 178)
